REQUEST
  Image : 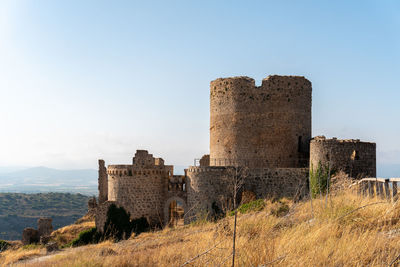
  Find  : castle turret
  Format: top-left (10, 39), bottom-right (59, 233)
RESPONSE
top-left (209, 75), bottom-right (312, 168)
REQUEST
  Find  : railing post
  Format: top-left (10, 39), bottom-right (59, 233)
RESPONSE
top-left (360, 181), bottom-right (367, 196)
top-left (393, 181), bottom-right (398, 202)
top-left (368, 181), bottom-right (374, 197)
top-left (358, 181), bottom-right (368, 197)
top-left (358, 181), bottom-right (363, 196)
top-left (384, 179), bottom-right (390, 200)
top-left (376, 181), bottom-right (384, 199)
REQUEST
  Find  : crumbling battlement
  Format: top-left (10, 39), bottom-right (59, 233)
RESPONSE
top-left (98, 150), bottom-right (182, 227)
top-left (310, 136), bottom-right (376, 178)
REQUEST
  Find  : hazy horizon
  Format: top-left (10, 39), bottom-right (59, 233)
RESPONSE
top-left (1, 1), bottom-right (399, 172)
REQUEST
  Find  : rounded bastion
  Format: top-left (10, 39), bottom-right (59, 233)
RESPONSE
top-left (185, 166), bottom-right (228, 222)
top-left (209, 75), bottom-right (312, 168)
top-left (107, 165), bottom-right (168, 224)
top-left (310, 136), bottom-right (376, 178)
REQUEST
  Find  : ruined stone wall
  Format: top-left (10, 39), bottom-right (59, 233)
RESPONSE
top-left (95, 201), bottom-right (116, 233)
top-left (186, 166), bottom-right (308, 222)
top-left (210, 75), bottom-right (312, 168)
top-left (310, 136), bottom-right (376, 178)
top-left (98, 159), bottom-right (108, 204)
top-left (37, 218), bottom-right (53, 237)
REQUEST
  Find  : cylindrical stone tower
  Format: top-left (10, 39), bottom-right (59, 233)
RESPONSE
top-left (107, 164), bottom-right (167, 224)
top-left (310, 136), bottom-right (376, 178)
top-left (185, 166), bottom-right (228, 223)
top-left (209, 75), bottom-right (312, 168)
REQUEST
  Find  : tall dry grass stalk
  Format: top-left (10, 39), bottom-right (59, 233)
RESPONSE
top-left (4, 187), bottom-right (400, 267)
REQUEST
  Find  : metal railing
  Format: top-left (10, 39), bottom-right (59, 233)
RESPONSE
top-left (193, 157), bottom-right (309, 168)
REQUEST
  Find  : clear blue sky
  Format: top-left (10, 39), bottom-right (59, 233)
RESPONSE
top-left (0, 1), bottom-right (399, 175)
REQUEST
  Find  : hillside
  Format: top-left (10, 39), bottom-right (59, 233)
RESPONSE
top-left (2, 189), bottom-right (400, 266)
top-left (0, 193), bottom-right (90, 240)
top-left (0, 167), bottom-right (97, 195)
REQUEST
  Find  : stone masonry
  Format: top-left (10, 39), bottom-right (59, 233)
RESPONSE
top-left (95, 150), bottom-right (186, 231)
top-left (210, 75), bottom-right (312, 168)
top-left (21, 217), bottom-right (53, 245)
top-left (98, 159), bottom-right (108, 204)
top-left (37, 217), bottom-right (53, 237)
top-left (310, 136), bottom-right (376, 178)
top-left (94, 74), bottom-right (377, 228)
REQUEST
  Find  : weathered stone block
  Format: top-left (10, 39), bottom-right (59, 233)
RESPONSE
top-left (38, 217), bottom-right (53, 237)
top-left (22, 228), bottom-right (40, 245)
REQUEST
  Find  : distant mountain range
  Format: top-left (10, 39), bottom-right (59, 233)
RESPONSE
top-left (0, 167), bottom-right (98, 195)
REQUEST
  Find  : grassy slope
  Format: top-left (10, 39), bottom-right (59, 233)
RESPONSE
top-left (3, 190), bottom-right (400, 266)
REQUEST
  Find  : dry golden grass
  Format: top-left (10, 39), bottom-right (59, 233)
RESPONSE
top-left (50, 219), bottom-right (95, 246)
top-left (0, 244), bottom-right (43, 265)
top-left (4, 189), bottom-right (400, 267)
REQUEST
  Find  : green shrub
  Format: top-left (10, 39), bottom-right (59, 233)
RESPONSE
top-left (238, 199), bottom-right (265, 214)
top-left (0, 240), bottom-right (10, 252)
top-left (103, 204), bottom-right (133, 241)
top-left (229, 199), bottom-right (266, 216)
top-left (70, 227), bottom-right (100, 247)
top-left (131, 217), bottom-right (150, 235)
top-left (310, 161), bottom-right (330, 198)
top-left (69, 205), bottom-right (151, 247)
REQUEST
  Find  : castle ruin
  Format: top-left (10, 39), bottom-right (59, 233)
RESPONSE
top-left (94, 75), bottom-right (376, 229)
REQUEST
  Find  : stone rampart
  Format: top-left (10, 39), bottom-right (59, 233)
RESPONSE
top-left (245, 168), bottom-right (308, 199)
top-left (186, 166), bottom-right (308, 222)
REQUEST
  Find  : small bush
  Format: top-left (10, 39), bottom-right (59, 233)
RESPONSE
top-left (67, 205), bottom-right (150, 247)
top-left (131, 217), bottom-right (149, 235)
top-left (103, 204), bottom-right (133, 241)
top-left (211, 202), bottom-right (225, 221)
top-left (0, 240), bottom-right (10, 252)
top-left (103, 204), bottom-right (150, 241)
top-left (237, 199), bottom-right (265, 215)
top-left (310, 161), bottom-right (330, 198)
top-left (70, 227), bottom-right (100, 247)
top-left (271, 202), bottom-right (290, 217)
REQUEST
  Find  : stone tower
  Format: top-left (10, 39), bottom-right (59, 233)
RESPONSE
top-left (209, 75), bottom-right (312, 168)
top-left (107, 150), bottom-right (172, 224)
top-left (310, 136), bottom-right (376, 178)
